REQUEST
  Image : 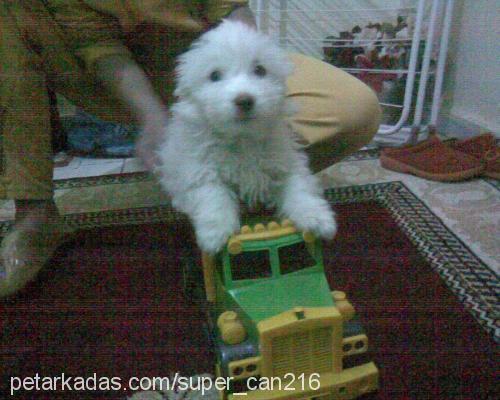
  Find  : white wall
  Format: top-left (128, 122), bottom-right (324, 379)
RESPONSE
top-left (442, 0), bottom-right (500, 135)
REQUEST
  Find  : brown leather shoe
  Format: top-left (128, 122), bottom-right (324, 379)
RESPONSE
top-left (380, 135), bottom-right (484, 181)
top-left (483, 148), bottom-right (500, 179)
top-left (449, 133), bottom-right (499, 180)
top-left (0, 213), bottom-right (71, 298)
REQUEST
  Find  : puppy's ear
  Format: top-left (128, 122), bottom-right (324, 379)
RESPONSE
top-left (226, 6), bottom-right (257, 29)
top-left (174, 84), bottom-right (186, 99)
top-left (173, 63), bottom-right (190, 99)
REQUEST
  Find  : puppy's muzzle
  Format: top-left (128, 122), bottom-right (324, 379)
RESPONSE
top-left (234, 94), bottom-right (255, 114)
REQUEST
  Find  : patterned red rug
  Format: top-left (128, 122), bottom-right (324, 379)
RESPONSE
top-left (0, 182), bottom-right (497, 400)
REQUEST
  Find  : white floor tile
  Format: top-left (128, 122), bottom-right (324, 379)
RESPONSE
top-left (122, 157), bottom-right (147, 173)
top-left (0, 200), bottom-right (15, 221)
top-left (53, 158), bottom-right (124, 180)
top-left (78, 157), bottom-right (124, 166)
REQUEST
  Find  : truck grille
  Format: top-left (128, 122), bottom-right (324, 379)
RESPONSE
top-left (271, 327), bottom-right (333, 377)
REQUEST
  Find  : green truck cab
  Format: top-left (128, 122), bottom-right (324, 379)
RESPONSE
top-left (198, 219), bottom-right (378, 400)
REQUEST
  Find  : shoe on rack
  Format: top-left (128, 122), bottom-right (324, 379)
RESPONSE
top-left (380, 135), bottom-right (484, 182)
top-left (448, 133), bottom-right (499, 180)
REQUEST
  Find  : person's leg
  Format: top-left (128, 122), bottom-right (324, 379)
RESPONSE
top-left (0, 4), bottom-right (66, 297)
top-left (286, 53), bottom-right (382, 173)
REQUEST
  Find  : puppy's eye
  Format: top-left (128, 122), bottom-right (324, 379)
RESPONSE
top-left (254, 65), bottom-right (267, 77)
top-left (209, 70), bottom-right (222, 82)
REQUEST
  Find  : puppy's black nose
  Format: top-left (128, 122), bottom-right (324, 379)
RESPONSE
top-left (234, 94), bottom-right (255, 113)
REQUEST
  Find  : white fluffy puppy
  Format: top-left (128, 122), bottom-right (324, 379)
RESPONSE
top-left (156, 20), bottom-right (337, 253)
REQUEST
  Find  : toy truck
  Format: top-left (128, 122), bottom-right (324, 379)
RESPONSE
top-left (189, 219), bottom-right (379, 400)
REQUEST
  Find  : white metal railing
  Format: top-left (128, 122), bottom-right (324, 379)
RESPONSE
top-left (252, 0), bottom-right (454, 144)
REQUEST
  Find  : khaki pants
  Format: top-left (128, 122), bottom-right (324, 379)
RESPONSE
top-left (0, 3), bottom-right (381, 200)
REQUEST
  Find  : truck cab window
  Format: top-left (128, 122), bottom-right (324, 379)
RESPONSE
top-left (279, 242), bottom-right (317, 275)
top-left (230, 250), bottom-right (272, 280)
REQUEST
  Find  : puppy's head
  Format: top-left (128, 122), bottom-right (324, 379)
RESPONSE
top-left (174, 20), bottom-right (294, 135)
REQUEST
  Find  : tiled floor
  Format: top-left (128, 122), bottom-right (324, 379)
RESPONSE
top-left (53, 154), bottom-right (147, 180)
top-left (0, 156), bottom-right (131, 222)
top-left (52, 151), bottom-right (499, 275)
top-left (319, 156), bottom-right (500, 275)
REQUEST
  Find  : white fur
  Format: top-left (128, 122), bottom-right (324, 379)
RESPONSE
top-left (155, 20), bottom-right (336, 253)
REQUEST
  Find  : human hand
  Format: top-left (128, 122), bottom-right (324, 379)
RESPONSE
top-left (135, 111), bottom-right (169, 172)
top-left (95, 54), bottom-right (169, 172)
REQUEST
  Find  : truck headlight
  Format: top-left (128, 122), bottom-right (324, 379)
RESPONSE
top-left (217, 311), bottom-right (247, 345)
top-left (332, 290), bottom-right (355, 321)
top-left (228, 357), bottom-right (261, 380)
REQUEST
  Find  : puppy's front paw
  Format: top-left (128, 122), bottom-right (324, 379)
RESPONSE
top-left (195, 215), bottom-right (240, 254)
top-left (286, 200), bottom-right (337, 240)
